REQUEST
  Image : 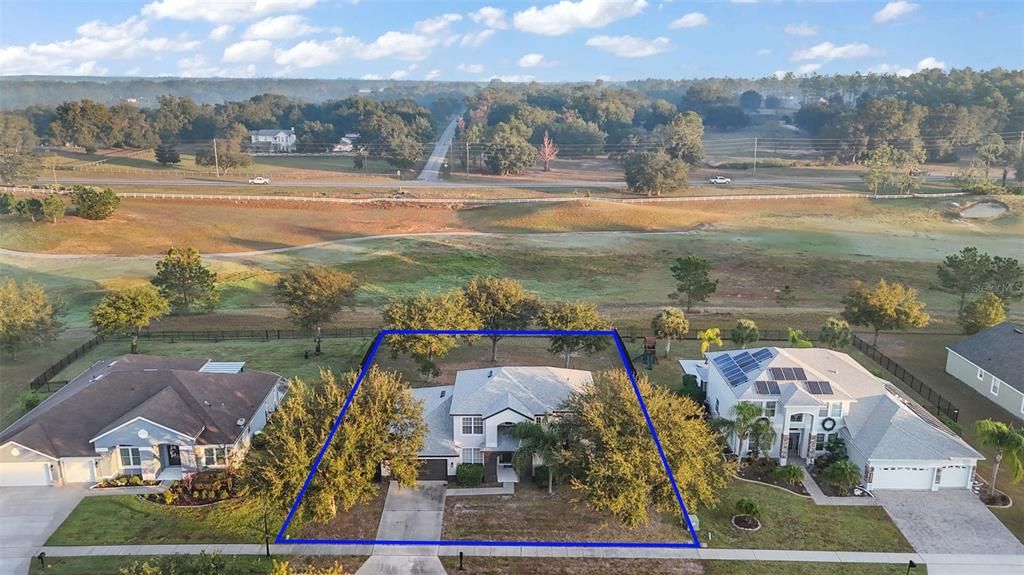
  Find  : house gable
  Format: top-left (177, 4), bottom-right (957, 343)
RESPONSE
top-left (91, 417), bottom-right (197, 450)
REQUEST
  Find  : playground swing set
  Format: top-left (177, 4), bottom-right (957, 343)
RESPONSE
top-left (633, 335), bottom-right (659, 370)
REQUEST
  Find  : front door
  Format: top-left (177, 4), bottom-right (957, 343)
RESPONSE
top-left (787, 430), bottom-right (803, 458)
top-left (167, 445), bottom-right (181, 466)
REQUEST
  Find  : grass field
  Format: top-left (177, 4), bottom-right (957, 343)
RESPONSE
top-left (440, 558), bottom-right (926, 575)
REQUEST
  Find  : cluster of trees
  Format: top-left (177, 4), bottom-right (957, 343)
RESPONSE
top-left (2, 186), bottom-right (122, 224)
top-left (936, 247), bottom-right (1022, 334)
top-left (0, 278), bottom-right (65, 358)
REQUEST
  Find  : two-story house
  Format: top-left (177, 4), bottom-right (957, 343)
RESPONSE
top-left (684, 347), bottom-right (981, 491)
top-left (945, 322), bottom-right (1024, 420)
top-left (250, 128), bottom-right (297, 153)
top-left (407, 366), bottom-right (592, 483)
top-left (0, 355), bottom-right (287, 487)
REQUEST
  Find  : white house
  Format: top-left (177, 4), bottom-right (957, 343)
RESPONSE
top-left (0, 355), bottom-right (287, 487)
top-left (406, 366), bottom-right (592, 483)
top-left (250, 128), bottom-right (296, 153)
top-left (945, 322), bottom-right (1024, 420)
top-left (683, 347), bottom-right (982, 491)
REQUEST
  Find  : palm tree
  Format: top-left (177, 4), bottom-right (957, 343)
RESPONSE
top-left (731, 319), bottom-right (760, 349)
top-left (822, 459), bottom-right (861, 495)
top-left (975, 419), bottom-right (1024, 497)
top-left (717, 402), bottom-right (762, 458)
top-left (510, 421), bottom-right (563, 495)
top-left (748, 419), bottom-right (777, 460)
top-left (697, 327), bottom-right (723, 359)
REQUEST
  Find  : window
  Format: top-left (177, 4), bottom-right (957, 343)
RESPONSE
top-left (977, 368), bottom-right (984, 380)
top-left (991, 378), bottom-right (1001, 395)
top-left (119, 447), bottom-right (141, 467)
top-left (790, 413), bottom-right (803, 423)
top-left (461, 416), bottom-right (483, 435)
top-left (815, 433), bottom-right (825, 450)
top-left (535, 415), bottom-right (546, 424)
top-left (203, 447), bottom-right (228, 467)
top-left (714, 398), bottom-right (720, 415)
top-left (762, 401), bottom-right (777, 418)
top-left (462, 447), bottom-right (482, 464)
top-left (830, 402), bottom-right (842, 417)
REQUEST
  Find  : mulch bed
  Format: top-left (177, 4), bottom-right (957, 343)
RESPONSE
top-left (736, 459), bottom-right (809, 496)
top-left (981, 492), bottom-right (1011, 507)
top-left (731, 514), bottom-right (761, 531)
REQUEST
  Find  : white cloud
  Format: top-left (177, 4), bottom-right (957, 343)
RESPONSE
top-left (460, 29), bottom-right (495, 48)
top-left (873, 1), bottom-right (919, 23)
top-left (457, 63), bottom-right (484, 73)
top-left (73, 61), bottom-right (108, 76)
top-left (0, 16), bottom-right (199, 76)
top-left (272, 30), bottom-right (442, 69)
top-left (596, 74), bottom-right (611, 81)
top-left (585, 35), bottom-right (670, 58)
top-left (518, 53), bottom-right (545, 67)
top-left (209, 25), bottom-right (233, 41)
top-left (243, 15), bottom-right (321, 40)
top-left (784, 22), bottom-right (817, 36)
top-left (389, 69), bottom-right (408, 80)
top-left (870, 63), bottom-right (914, 76)
top-left (669, 12), bottom-right (707, 29)
top-left (414, 13), bottom-right (462, 35)
top-left (757, 48), bottom-right (772, 56)
top-left (916, 56), bottom-right (945, 70)
top-left (143, 0), bottom-right (319, 24)
top-left (490, 74), bottom-right (535, 82)
top-left (514, 0), bottom-right (648, 36)
top-left (796, 63), bottom-right (821, 75)
top-left (223, 39), bottom-right (274, 62)
top-left (361, 73), bottom-right (382, 80)
top-left (274, 39), bottom-right (347, 68)
top-left (178, 54), bottom-right (256, 77)
top-left (469, 6), bottom-right (508, 29)
top-left (773, 70), bottom-right (788, 80)
top-left (425, 69), bottom-right (441, 80)
top-left (792, 41), bottom-right (877, 61)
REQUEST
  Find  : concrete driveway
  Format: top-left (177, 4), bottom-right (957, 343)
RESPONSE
top-left (876, 490), bottom-right (1024, 555)
top-left (0, 486), bottom-right (88, 575)
top-left (356, 481), bottom-right (447, 575)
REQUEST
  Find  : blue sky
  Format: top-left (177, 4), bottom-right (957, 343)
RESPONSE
top-left (1, 0), bottom-right (1021, 80)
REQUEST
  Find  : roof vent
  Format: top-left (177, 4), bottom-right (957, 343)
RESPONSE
top-left (236, 417), bottom-right (246, 426)
top-left (488, 370), bottom-right (493, 378)
top-left (203, 400), bottom-right (211, 406)
top-left (440, 390), bottom-right (446, 398)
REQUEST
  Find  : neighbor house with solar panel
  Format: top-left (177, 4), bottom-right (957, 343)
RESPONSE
top-left (0, 355), bottom-right (288, 487)
top-left (683, 347), bottom-right (982, 491)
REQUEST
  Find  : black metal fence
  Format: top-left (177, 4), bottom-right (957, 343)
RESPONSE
top-left (28, 335), bottom-right (104, 392)
top-left (852, 333), bottom-right (960, 421)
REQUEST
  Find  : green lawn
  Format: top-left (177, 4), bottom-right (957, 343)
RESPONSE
top-left (439, 558), bottom-right (924, 575)
top-left (703, 561), bottom-right (924, 575)
top-left (697, 480), bottom-right (913, 552)
top-left (29, 555), bottom-right (366, 575)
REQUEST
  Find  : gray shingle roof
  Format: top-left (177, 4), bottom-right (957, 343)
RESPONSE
top-left (449, 367), bottom-right (592, 417)
top-left (410, 386), bottom-right (457, 457)
top-left (947, 322), bottom-right (1024, 393)
top-left (842, 393), bottom-right (981, 462)
top-left (0, 355), bottom-right (283, 458)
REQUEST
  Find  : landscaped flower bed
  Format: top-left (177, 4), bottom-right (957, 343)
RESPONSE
top-left (736, 458), bottom-right (809, 496)
top-left (95, 475), bottom-right (160, 488)
top-left (144, 470), bottom-right (244, 506)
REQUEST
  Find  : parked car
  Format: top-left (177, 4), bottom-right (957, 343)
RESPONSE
top-left (249, 176), bottom-right (270, 184)
top-left (708, 175), bottom-right (732, 184)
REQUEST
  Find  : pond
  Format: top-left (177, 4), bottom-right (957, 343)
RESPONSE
top-left (960, 200), bottom-right (1008, 219)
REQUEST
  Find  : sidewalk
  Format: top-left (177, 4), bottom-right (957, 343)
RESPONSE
top-left (800, 468), bottom-right (879, 506)
top-left (37, 544), bottom-right (1024, 568)
top-left (446, 483), bottom-right (514, 497)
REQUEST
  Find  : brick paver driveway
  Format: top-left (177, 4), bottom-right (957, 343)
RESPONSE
top-left (876, 490), bottom-right (1024, 554)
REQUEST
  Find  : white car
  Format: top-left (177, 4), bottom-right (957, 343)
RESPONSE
top-left (708, 175), bottom-right (732, 184)
top-left (248, 176), bottom-right (270, 185)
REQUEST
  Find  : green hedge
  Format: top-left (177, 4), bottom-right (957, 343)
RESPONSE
top-left (455, 463), bottom-right (484, 487)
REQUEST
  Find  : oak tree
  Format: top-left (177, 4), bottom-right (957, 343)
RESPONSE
top-left (152, 247), bottom-right (219, 314)
top-left (90, 285), bottom-right (170, 353)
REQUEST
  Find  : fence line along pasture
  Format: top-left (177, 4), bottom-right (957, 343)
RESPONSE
top-left (851, 334), bottom-right (960, 422)
top-left (0, 186), bottom-right (968, 207)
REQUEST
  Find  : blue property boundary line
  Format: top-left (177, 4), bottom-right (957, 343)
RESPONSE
top-left (275, 329), bottom-right (702, 549)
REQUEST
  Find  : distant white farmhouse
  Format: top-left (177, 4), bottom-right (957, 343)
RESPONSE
top-left (684, 347), bottom-right (981, 491)
top-left (250, 128), bottom-right (296, 153)
top-left (406, 366), bottom-right (592, 483)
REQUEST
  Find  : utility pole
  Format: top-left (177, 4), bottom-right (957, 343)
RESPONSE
top-left (753, 137), bottom-right (758, 177)
top-left (1018, 130), bottom-right (1023, 156)
top-left (212, 138), bottom-right (221, 177)
top-left (465, 141), bottom-right (470, 181)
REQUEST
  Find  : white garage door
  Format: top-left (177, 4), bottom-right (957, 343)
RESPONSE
top-left (0, 462), bottom-right (52, 487)
top-left (938, 464), bottom-right (971, 489)
top-left (872, 465), bottom-right (934, 490)
top-left (63, 459), bottom-right (96, 483)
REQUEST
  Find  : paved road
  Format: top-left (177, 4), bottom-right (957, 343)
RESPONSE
top-left (875, 490), bottom-right (1024, 555)
top-left (0, 486), bottom-right (87, 575)
top-left (416, 116), bottom-right (460, 183)
top-left (40, 174), bottom-right (955, 190)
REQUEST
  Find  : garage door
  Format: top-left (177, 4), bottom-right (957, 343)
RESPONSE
top-left (63, 459), bottom-right (96, 483)
top-left (938, 464), bottom-right (971, 489)
top-left (417, 459), bottom-right (448, 481)
top-left (872, 465), bottom-right (934, 490)
top-left (0, 462), bottom-right (52, 487)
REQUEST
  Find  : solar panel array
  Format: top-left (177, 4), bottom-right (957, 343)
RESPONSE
top-left (769, 367), bottom-right (807, 381)
top-left (752, 349), bottom-right (773, 362)
top-left (753, 380), bottom-right (782, 395)
top-left (715, 349), bottom-right (777, 387)
top-left (804, 381), bottom-right (834, 395)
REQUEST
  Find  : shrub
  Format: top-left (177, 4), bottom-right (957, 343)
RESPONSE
top-left (251, 433), bottom-right (269, 450)
top-left (19, 393), bottom-right (41, 411)
top-left (163, 490), bottom-right (176, 505)
top-left (938, 414), bottom-right (963, 436)
top-left (128, 475), bottom-right (143, 486)
top-left (0, 191), bottom-right (13, 215)
top-left (532, 465), bottom-right (550, 489)
top-left (734, 497), bottom-right (761, 519)
top-left (70, 186), bottom-right (120, 220)
top-left (455, 463), bottom-right (484, 487)
top-left (203, 489), bottom-right (214, 500)
top-left (822, 459), bottom-right (861, 495)
top-left (218, 490), bottom-right (230, 500)
top-left (772, 464), bottom-right (804, 486)
top-left (192, 490), bottom-right (200, 499)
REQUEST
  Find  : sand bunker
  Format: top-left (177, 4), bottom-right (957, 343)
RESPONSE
top-left (960, 200), bottom-right (1008, 218)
